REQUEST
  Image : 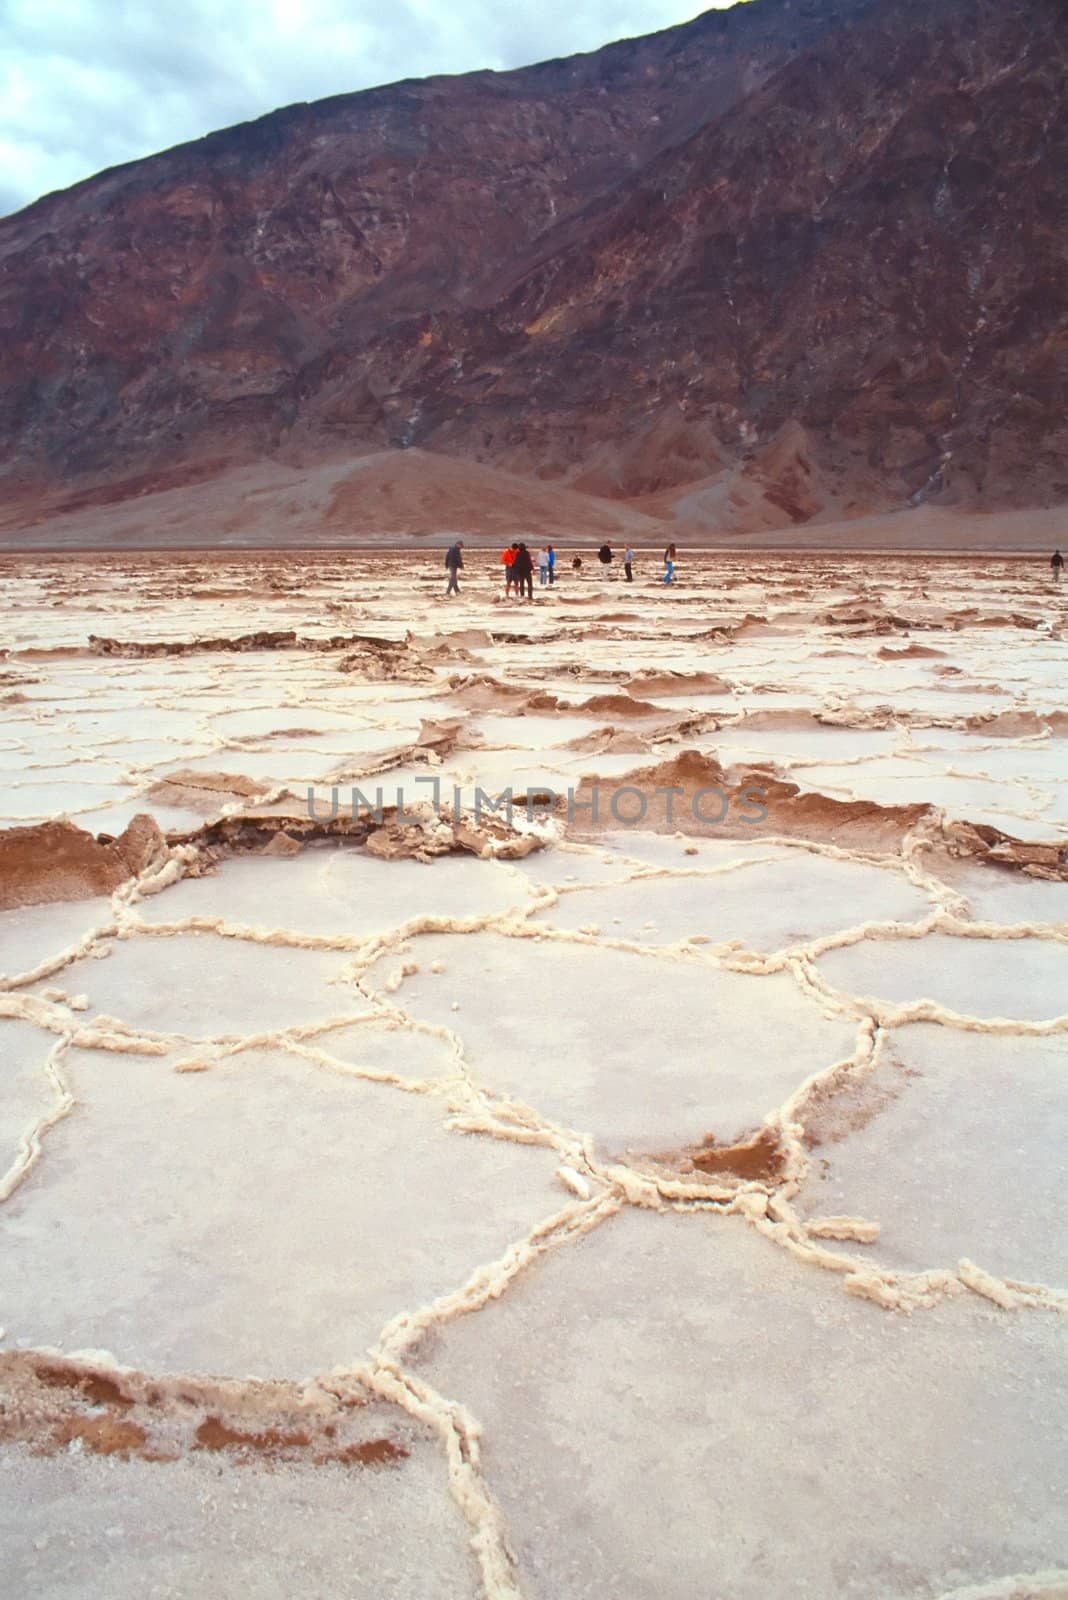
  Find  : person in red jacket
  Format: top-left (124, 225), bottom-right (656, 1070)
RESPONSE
top-left (501, 542), bottom-right (518, 596)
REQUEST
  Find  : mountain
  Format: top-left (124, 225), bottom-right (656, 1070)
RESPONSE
top-left (1, 0), bottom-right (1065, 542)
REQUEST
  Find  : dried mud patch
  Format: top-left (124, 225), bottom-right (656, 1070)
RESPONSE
top-left (624, 670), bottom-right (732, 696)
top-left (89, 631), bottom-right (302, 657)
top-left (0, 816), bottom-right (168, 909)
top-left (177, 803), bottom-right (547, 865)
top-left (942, 820), bottom-right (1068, 881)
top-left (645, 1128), bottom-right (788, 1184)
top-left (147, 769), bottom-right (274, 812)
top-left (568, 749), bottom-right (928, 851)
top-left (0, 1351), bottom-right (408, 1469)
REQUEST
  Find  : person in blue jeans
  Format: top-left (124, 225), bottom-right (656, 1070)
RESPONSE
top-left (538, 547), bottom-right (551, 586)
top-left (663, 543), bottom-right (676, 584)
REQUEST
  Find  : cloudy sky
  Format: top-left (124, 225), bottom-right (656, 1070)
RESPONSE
top-left (0, 0), bottom-right (744, 216)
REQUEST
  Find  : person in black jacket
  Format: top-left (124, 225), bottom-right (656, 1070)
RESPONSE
top-left (444, 541), bottom-right (464, 596)
top-left (511, 541), bottom-right (534, 600)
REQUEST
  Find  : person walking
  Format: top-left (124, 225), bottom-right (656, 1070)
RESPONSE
top-left (444, 540), bottom-right (464, 596)
top-left (623, 546), bottom-right (635, 582)
top-left (547, 545), bottom-right (556, 584)
top-left (663, 543), bottom-right (676, 585)
top-left (538, 546), bottom-right (551, 587)
top-left (501, 542), bottom-right (518, 596)
top-left (1051, 549), bottom-right (1064, 583)
top-left (511, 541), bottom-right (534, 601)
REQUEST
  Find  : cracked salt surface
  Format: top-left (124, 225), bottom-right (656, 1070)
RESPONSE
top-left (0, 897), bottom-right (113, 980)
top-left (816, 931), bottom-right (1068, 1024)
top-left (533, 851), bottom-right (933, 950)
top-left (415, 1208), bottom-right (1066, 1600)
top-left (944, 864), bottom-right (1068, 923)
top-left (365, 929), bottom-right (859, 1151)
top-left (132, 847), bottom-right (536, 939)
top-left (0, 550), bottom-right (1065, 1598)
top-left (44, 933), bottom-right (360, 1039)
top-left (2, 1434), bottom-right (480, 1599)
top-left (798, 1024), bottom-right (1068, 1284)
top-left (1, 1046), bottom-right (562, 1375)
top-left (0, 1021), bottom-right (58, 1186)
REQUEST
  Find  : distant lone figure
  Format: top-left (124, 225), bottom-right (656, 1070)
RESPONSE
top-left (444, 540), bottom-right (464, 597)
top-left (663, 544), bottom-right (677, 585)
top-left (1052, 549), bottom-right (1064, 583)
top-left (623, 546), bottom-right (635, 582)
top-left (512, 541), bottom-right (534, 601)
top-left (572, 556), bottom-right (583, 572)
top-left (598, 542), bottom-right (613, 568)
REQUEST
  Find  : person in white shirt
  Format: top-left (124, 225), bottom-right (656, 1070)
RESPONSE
top-left (538, 547), bottom-right (551, 586)
top-left (623, 547), bottom-right (635, 582)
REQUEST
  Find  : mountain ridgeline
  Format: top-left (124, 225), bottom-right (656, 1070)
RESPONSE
top-left (1, 0), bottom-right (1065, 534)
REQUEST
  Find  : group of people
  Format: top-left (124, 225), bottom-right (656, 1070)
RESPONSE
top-left (443, 540), bottom-right (679, 596)
top-left (596, 542), bottom-right (677, 583)
top-left (447, 542), bottom-right (1067, 594)
top-left (499, 542), bottom-right (556, 599)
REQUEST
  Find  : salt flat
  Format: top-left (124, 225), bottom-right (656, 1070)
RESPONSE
top-left (0, 549), bottom-right (1065, 1600)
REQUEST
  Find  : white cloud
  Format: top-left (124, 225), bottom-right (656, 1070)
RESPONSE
top-left (0, 0), bottom-right (734, 215)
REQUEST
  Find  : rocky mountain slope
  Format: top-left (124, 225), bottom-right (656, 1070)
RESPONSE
top-left (0, 0), bottom-right (1065, 538)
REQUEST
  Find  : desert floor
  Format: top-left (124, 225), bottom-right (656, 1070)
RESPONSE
top-left (0, 548), bottom-right (1065, 1600)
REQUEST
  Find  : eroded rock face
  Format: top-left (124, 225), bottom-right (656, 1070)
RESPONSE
top-left (0, 0), bottom-right (1065, 528)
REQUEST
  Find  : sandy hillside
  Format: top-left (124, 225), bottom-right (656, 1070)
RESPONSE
top-left (1, 447), bottom-right (1065, 551)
